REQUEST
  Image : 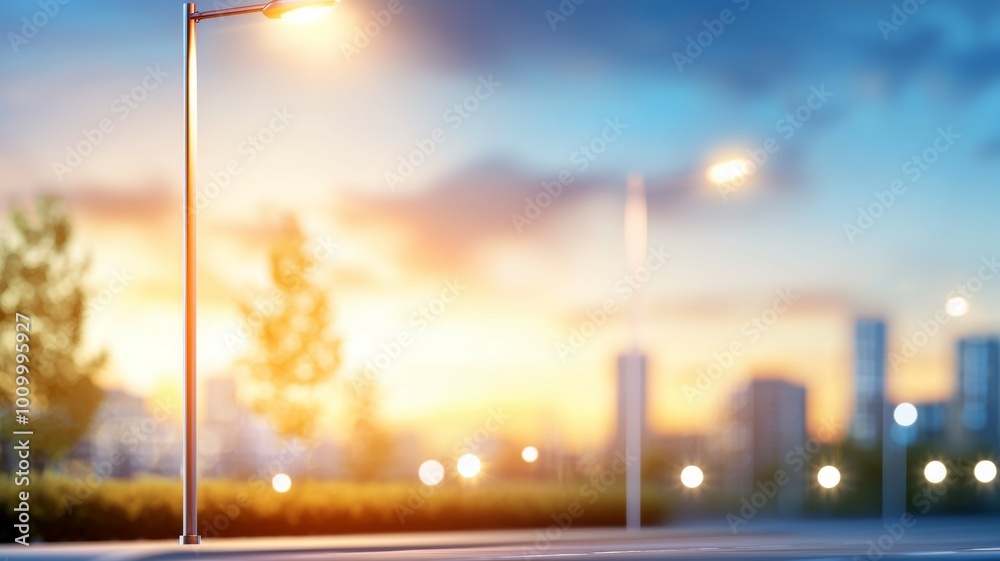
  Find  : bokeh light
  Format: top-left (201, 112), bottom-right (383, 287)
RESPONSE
top-left (974, 460), bottom-right (997, 483)
top-left (418, 460), bottom-right (445, 486)
top-left (271, 473), bottom-right (292, 493)
top-left (456, 453), bottom-right (482, 478)
top-left (521, 446), bottom-right (539, 463)
top-left (946, 296), bottom-right (969, 317)
top-left (894, 403), bottom-right (918, 427)
top-left (680, 465), bottom-right (704, 489)
top-left (707, 159), bottom-right (753, 186)
top-left (924, 461), bottom-right (947, 484)
top-left (817, 466), bottom-right (841, 489)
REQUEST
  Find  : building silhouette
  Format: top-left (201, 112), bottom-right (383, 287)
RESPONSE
top-left (725, 378), bottom-right (808, 513)
top-left (202, 376), bottom-right (282, 477)
top-left (913, 401), bottom-right (948, 446)
top-left (72, 389), bottom-right (181, 477)
top-left (851, 319), bottom-right (886, 448)
top-left (955, 336), bottom-right (1000, 452)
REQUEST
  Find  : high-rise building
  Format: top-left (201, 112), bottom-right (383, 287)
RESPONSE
top-left (955, 337), bottom-right (1000, 451)
top-left (613, 353), bottom-right (647, 453)
top-left (852, 319), bottom-right (887, 448)
top-left (913, 401), bottom-right (948, 446)
top-left (725, 378), bottom-right (808, 513)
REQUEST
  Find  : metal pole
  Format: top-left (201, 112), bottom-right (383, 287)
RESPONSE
top-left (624, 174), bottom-right (645, 531)
top-left (625, 352), bottom-right (642, 530)
top-left (181, 2), bottom-right (202, 546)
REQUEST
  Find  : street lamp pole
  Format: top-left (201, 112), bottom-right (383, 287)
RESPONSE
top-left (181, 2), bottom-right (199, 546)
top-left (179, 0), bottom-right (336, 545)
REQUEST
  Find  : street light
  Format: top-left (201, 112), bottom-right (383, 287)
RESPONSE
top-left (680, 465), bottom-right (704, 489)
top-left (418, 459), bottom-right (445, 486)
top-left (271, 473), bottom-right (292, 493)
top-left (521, 446), bottom-right (539, 463)
top-left (974, 460), bottom-right (997, 484)
top-left (457, 453), bottom-right (482, 478)
top-left (893, 403), bottom-right (917, 427)
top-left (817, 465), bottom-right (841, 489)
top-left (924, 460), bottom-right (947, 484)
top-left (180, 0), bottom-right (336, 545)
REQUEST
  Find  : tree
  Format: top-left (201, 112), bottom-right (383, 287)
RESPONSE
top-left (237, 217), bottom-right (342, 441)
top-left (0, 197), bottom-right (105, 469)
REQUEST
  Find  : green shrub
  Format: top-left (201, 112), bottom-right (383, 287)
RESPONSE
top-left (0, 477), bottom-right (671, 542)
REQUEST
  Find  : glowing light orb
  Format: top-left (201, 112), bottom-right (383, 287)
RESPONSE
top-left (680, 465), bottom-right (704, 489)
top-left (707, 159), bottom-right (753, 186)
top-left (974, 460), bottom-right (997, 483)
top-left (946, 296), bottom-right (969, 317)
top-left (893, 403), bottom-right (918, 427)
top-left (456, 453), bottom-right (482, 478)
top-left (418, 460), bottom-right (445, 486)
top-left (272, 473), bottom-right (292, 493)
top-left (924, 461), bottom-right (947, 484)
top-left (817, 466), bottom-right (841, 489)
top-left (521, 446), bottom-right (539, 463)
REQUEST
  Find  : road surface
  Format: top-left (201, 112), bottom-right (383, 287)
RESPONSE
top-left (3, 517), bottom-right (1000, 560)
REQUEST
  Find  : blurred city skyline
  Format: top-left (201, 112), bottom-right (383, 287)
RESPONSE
top-left (2, 0), bottom-right (1000, 451)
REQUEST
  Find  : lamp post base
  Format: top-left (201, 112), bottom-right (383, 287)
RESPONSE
top-left (180, 535), bottom-right (202, 545)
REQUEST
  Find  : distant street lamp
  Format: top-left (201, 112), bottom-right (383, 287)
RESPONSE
top-left (457, 453), bottom-right (482, 478)
top-left (271, 473), bottom-right (293, 493)
top-left (179, 0), bottom-right (337, 545)
top-left (521, 446), bottom-right (539, 463)
top-left (893, 403), bottom-right (917, 427)
top-left (974, 460), bottom-right (997, 484)
top-left (817, 465), bottom-right (841, 489)
top-left (945, 296), bottom-right (969, 317)
top-left (924, 460), bottom-right (947, 484)
top-left (680, 465), bottom-right (704, 489)
top-left (418, 459), bottom-right (445, 486)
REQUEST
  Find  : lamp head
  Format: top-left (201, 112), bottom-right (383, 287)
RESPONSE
top-left (263, 0), bottom-right (338, 21)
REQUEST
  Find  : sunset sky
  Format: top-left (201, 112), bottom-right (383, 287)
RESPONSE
top-left (2, 0), bottom-right (1000, 451)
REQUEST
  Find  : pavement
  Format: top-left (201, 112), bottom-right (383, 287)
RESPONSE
top-left (3, 517), bottom-right (1000, 561)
